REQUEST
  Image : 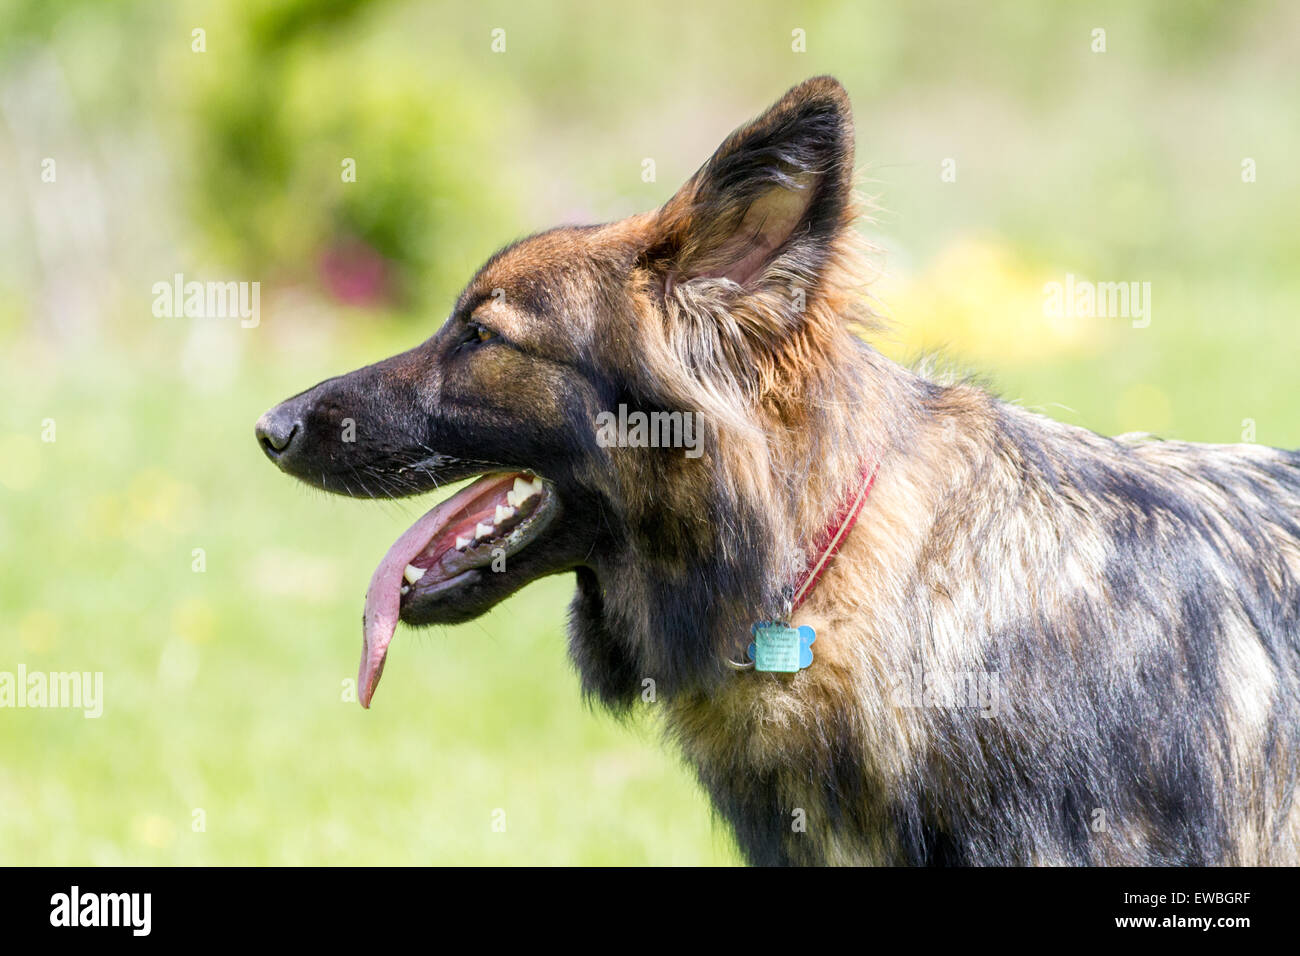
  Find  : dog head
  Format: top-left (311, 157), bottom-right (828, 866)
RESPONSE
top-left (256, 76), bottom-right (865, 706)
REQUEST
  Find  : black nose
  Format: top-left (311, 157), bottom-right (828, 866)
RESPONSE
top-left (255, 404), bottom-right (301, 460)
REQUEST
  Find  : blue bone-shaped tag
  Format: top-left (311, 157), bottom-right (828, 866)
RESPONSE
top-left (748, 622), bottom-right (816, 672)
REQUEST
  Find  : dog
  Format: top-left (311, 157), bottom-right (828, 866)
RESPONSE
top-left (256, 76), bottom-right (1300, 865)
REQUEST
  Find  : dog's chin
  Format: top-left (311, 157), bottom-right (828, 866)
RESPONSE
top-left (396, 544), bottom-right (560, 626)
top-left (398, 569), bottom-right (486, 624)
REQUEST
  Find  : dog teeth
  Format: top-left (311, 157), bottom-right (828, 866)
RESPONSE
top-left (455, 535), bottom-right (471, 550)
top-left (475, 522), bottom-right (495, 540)
top-left (495, 504), bottom-right (516, 523)
top-left (403, 564), bottom-right (426, 585)
top-left (512, 477), bottom-right (539, 503)
top-left (400, 585), bottom-right (410, 595)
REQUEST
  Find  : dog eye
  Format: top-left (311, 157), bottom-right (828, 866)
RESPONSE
top-left (464, 322), bottom-right (498, 346)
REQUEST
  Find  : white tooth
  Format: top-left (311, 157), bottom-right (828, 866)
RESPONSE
top-left (513, 477), bottom-right (538, 502)
top-left (495, 504), bottom-right (516, 523)
top-left (506, 490), bottom-right (520, 507)
top-left (475, 522), bottom-right (495, 539)
top-left (404, 564), bottom-right (426, 584)
top-left (400, 585), bottom-right (410, 595)
top-left (455, 535), bottom-right (472, 550)
top-left (529, 477), bottom-right (545, 494)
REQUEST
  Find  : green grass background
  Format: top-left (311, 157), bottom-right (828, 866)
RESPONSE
top-left (0, 1), bottom-right (1296, 864)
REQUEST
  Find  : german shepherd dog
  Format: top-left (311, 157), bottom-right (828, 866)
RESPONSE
top-left (257, 77), bottom-right (1300, 866)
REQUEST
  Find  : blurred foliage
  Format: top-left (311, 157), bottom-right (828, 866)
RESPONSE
top-left (1, 0), bottom-right (522, 312)
top-left (177, 0), bottom-right (521, 308)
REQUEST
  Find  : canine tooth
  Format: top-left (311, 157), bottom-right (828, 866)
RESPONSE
top-left (529, 477), bottom-right (545, 494)
top-left (495, 504), bottom-right (516, 523)
top-left (475, 522), bottom-right (495, 539)
top-left (455, 535), bottom-right (472, 550)
top-left (513, 477), bottom-right (538, 502)
top-left (403, 564), bottom-right (426, 584)
top-left (506, 490), bottom-right (520, 507)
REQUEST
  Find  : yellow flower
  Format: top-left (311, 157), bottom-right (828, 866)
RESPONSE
top-left (877, 238), bottom-right (1105, 367)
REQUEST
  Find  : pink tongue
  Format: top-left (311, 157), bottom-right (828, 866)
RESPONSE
top-left (359, 492), bottom-right (462, 708)
top-left (360, 471), bottom-right (519, 708)
top-left (359, 471), bottom-right (521, 708)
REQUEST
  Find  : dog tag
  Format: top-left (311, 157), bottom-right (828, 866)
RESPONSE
top-left (748, 623), bottom-right (816, 672)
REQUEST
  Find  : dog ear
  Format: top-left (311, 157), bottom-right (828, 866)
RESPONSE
top-left (651, 76), bottom-right (855, 294)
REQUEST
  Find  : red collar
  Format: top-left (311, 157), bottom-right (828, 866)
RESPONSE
top-left (785, 458), bottom-right (880, 614)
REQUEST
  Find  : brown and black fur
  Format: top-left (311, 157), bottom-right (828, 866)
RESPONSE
top-left (258, 77), bottom-right (1300, 865)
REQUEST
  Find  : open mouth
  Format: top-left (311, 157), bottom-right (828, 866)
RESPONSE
top-left (359, 471), bottom-right (557, 707)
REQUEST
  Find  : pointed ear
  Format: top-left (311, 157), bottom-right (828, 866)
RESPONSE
top-left (651, 76), bottom-right (855, 292)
